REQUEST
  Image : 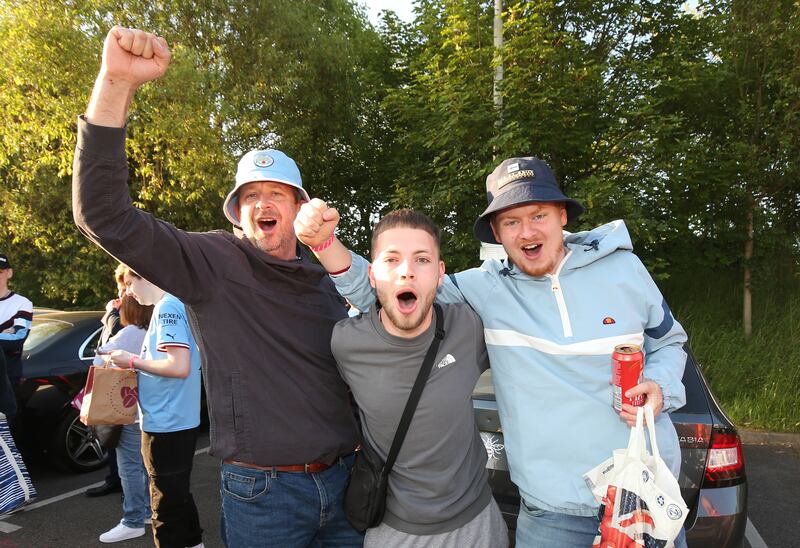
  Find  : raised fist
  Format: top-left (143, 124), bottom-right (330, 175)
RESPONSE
top-left (294, 198), bottom-right (340, 248)
top-left (100, 26), bottom-right (171, 89)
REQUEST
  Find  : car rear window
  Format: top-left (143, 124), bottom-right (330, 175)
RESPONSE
top-left (23, 319), bottom-right (73, 353)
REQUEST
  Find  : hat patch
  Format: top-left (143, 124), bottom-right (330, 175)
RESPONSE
top-left (497, 169), bottom-right (535, 189)
top-left (507, 162), bottom-right (520, 173)
top-left (253, 152), bottom-right (274, 168)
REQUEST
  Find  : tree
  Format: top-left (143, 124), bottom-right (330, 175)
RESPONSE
top-left (0, 0), bottom-right (393, 306)
top-left (381, 0), bottom-right (699, 271)
top-left (711, 0), bottom-right (800, 337)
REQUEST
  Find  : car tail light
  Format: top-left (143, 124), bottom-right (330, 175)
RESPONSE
top-left (703, 427), bottom-right (746, 488)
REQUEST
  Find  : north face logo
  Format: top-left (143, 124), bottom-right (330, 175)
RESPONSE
top-left (436, 354), bottom-right (456, 369)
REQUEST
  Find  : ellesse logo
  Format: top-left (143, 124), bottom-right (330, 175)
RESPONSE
top-left (602, 317), bottom-right (616, 325)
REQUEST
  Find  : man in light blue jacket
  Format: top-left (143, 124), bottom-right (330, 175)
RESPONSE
top-left (294, 156), bottom-right (688, 548)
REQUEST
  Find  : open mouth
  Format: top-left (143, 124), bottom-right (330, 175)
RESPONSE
top-left (521, 243), bottom-right (543, 259)
top-left (257, 218), bottom-right (278, 231)
top-left (395, 289), bottom-right (418, 314)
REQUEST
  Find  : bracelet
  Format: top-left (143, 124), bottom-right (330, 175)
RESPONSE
top-left (310, 234), bottom-right (335, 253)
top-left (129, 356), bottom-right (136, 370)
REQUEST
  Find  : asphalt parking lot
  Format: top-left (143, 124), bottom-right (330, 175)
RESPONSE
top-left (0, 429), bottom-right (224, 548)
top-left (0, 430), bottom-right (798, 547)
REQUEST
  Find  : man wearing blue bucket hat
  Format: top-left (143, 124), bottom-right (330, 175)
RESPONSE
top-left (73, 27), bottom-right (362, 547)
top-left (296, 155), bottom-right (688, 548)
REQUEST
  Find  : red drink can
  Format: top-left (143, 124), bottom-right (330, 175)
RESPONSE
top-left (612, 343), bottom-right (644, 412)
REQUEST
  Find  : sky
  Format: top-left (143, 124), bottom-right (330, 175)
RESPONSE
top-left (362, 0), bottom-right (416, 25)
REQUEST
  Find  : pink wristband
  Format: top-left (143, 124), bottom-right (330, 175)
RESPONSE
top-left (129, 356), bottom-right (136, 370)
top-left (310, 234), bottom-right (335, 253)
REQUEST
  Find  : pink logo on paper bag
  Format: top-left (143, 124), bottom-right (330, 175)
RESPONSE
top-left (120, 387), bottom-right (138, 408)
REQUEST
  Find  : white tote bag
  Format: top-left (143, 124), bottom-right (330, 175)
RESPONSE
top-left (583, 405), bottom-right (688, 548)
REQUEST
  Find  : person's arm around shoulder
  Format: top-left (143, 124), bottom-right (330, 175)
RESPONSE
top-left (294, 198), bottom-right (378, 310)
top-left (294, 199), bottom-right (470, 309)
top-left (294, 198), bottom-right (353, 273)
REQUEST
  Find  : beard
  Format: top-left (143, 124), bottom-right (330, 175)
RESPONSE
top-left (375, 285), bottom-right (437, 335)
top-left (508, 243), bottom-right (566, 277)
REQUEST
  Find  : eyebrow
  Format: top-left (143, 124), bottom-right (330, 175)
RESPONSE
top-left (381, 248), bottom-right (435, 256)
top-left (500, 207), bottom-right (546, 219)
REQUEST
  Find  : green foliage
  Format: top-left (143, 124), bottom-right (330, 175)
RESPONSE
top-left (1, 0), bottom-right (798, 371)
top-left (0, 0), bottom-right (393, 306)
top-left (663, 267), bottom-right (800, 431)
top-left (0, 0), bottom-right (112, 305)
top-left (380, 0), bottom-right (497, 270)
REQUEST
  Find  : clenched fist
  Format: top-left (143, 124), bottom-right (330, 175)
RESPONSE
top-left (101, 26), bottom-right (171, 89)
top-left (294, 198), bottom-right (340, 248)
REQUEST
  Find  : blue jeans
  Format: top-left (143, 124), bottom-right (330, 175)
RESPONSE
top-left (516, 499), bottom-right (687, 548)
top-left (220, 453), bottom-right (364, 548)
top-left (116, 423), bottom-right (150, 529)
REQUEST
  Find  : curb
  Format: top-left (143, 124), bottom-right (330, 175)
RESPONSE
top-left (739, 428), bottom-right (800, 448)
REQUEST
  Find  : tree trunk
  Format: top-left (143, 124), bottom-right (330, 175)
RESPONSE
top-left (492, 0), bottom-right (503, 161)
top-left (743, 197), bottom-right (754, 339)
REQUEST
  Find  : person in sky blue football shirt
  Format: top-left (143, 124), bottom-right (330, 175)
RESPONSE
top-left (109, 265), bottom-right (204, 548)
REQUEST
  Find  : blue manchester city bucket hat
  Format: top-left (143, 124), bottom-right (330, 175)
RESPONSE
top-left (223, 149), bottom-right (310, 226)
top-left (473, 156), bottom-right (585, 244)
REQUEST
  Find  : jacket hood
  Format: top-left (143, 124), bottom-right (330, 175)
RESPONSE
top-left (563, 220), bottom-right (632, 270)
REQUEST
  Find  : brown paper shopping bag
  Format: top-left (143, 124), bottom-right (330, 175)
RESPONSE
top-left (79, 364), bottom-right (138, 426)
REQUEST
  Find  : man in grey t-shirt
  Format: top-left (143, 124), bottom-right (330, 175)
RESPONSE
top-left (297, 207), bottom-right (507, 547)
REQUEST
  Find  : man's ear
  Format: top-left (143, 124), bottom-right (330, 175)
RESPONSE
top-left (490, 217), bottom-right (501, 243)
top-left (560, 205), bottom-right (568, 227)
top-left (437, 260), bottom-right (445, 287)
top-left (368, 264), bottom-right (376, 289)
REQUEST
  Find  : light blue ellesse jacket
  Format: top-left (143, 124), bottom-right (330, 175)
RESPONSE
top-left (333, 220), bottom-right (687, 516)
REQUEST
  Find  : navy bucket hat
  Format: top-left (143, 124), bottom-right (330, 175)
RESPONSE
top-left (473, 156), bottom-right (585, 244)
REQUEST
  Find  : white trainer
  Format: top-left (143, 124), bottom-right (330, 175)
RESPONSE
top-left (99, 522), bottom-right (146, 543)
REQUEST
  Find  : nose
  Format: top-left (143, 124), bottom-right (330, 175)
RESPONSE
top-left (255, 195), bottom-right (276, 211)
top-left (520, 218), bottom-right (539, 240)
top-left (396, 259), bottom-right (415, 279)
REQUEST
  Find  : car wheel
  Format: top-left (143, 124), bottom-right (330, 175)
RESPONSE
top-left (50, 408), bottom-right (108, 473)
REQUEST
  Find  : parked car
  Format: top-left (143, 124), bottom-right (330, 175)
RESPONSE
top-left (12, 310), bottom-right (107, 472)
top-left (472, 346), bottom-right (748, 547)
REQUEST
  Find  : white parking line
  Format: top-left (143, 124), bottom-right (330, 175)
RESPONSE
top-left (17, 482), bottom-right (104, 513)
top-left (0, 522), bottom-right (21, 533)
top-left (746, 518), bottom-right (768, 548)
top-left (0, 445), bottom-right (211, 534)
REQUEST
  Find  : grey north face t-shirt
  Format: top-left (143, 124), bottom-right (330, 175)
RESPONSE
top-left (332, 303), bottom-right (492, 535)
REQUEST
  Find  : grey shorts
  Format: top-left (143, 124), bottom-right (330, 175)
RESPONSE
top-left (364, 498), bottom-right (509, 548)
